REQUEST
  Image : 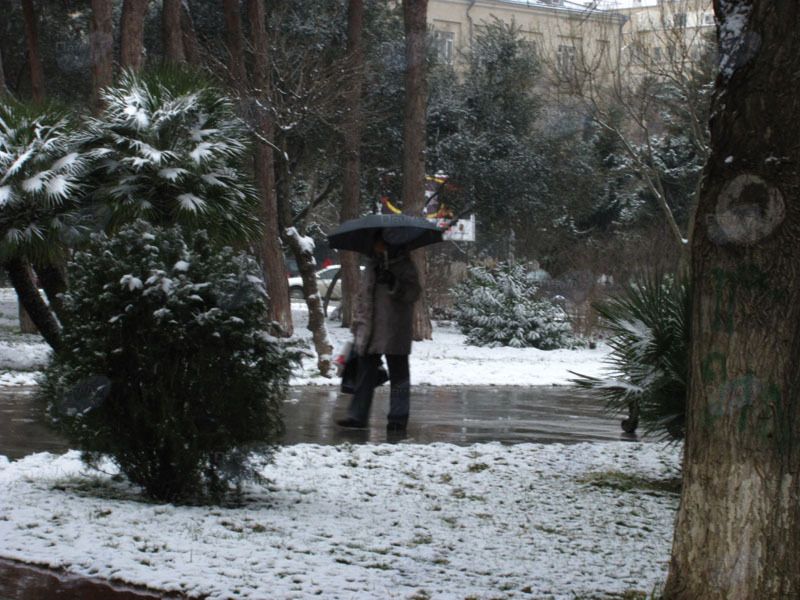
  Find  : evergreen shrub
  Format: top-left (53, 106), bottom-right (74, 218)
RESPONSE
top-left (571, 274), bottom-right (689, 441)
top-left (40, 220), bottom-right (299, 503)
top-left (452, 262), bottom-right (579, 349)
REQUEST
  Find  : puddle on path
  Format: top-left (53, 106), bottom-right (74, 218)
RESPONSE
top-left (0, 385), bottom-right (635, 460)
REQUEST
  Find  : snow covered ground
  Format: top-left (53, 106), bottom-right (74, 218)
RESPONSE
top-left (0, 295), bottom-right (611, 389)
top-left (0, 293), bottom-right (681, 598)
top-left (0, 441), bottom-right (680, 600)
top-left (290, 301), bottom-right (610, 387)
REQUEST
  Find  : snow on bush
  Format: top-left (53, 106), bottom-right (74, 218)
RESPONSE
top-left (452, 262), bottom-right (579, 349)
top-left (38, 221), bottom-right (300, 503)
top-left (75, 65), bottom-right (263, 244)
top-left (571, 274), bottom-right (689, 441)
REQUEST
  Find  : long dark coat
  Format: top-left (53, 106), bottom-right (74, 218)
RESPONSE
top-left (353, 252), bottom-right (421, 356)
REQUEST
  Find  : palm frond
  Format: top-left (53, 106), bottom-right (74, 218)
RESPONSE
top-left (571, 272), bottom-right (689, 441)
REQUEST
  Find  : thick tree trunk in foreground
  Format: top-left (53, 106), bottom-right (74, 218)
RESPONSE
top-left (5, 258), bottom-right (61, 352)
top-left (401, 0), bottom-right (432, 341)
top-left (20, 0), bottom-right (45, 102)
top-left (664, 2), bottom-right (800, 598)
top-left (247, 0), bottom-right (293, 336)
top-left (162, 0), bottom-right (185, 62)
top-left (339, 0), bottom-right (364, 329)
top-left (120, 0), bottom-right (150, 71)
top-left (90, 0), bottom-right (114, 114)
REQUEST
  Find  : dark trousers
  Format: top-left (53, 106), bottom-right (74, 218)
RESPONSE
top-left (347, 354), bottom-right (410, 426)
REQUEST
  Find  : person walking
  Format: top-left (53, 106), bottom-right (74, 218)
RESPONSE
top-left (336, 232), bottom-right (421, 431)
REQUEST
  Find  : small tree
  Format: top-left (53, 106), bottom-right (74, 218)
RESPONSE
top-left (40, 221), bottom-right (299, 503)
top-left (77, 64), bottom-right (263, 245)
top-left (0, 99), bottom-right (99, 350)
top-left (571, 275), bottom-right (689, 440)
top-left (452, 262), bottom-right (578, 350)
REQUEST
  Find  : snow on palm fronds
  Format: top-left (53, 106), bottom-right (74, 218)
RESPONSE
top-left (0, 100), bottom-right (96, 262)
top-left (78, 66), bottom-right (262, 244)
top-left (571, 274), bottom-right (689, 441)
top-left (452, 262), bottom-right (580, 350)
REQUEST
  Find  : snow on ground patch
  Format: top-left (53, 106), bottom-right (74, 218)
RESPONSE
top-left (290, 304), bottom-right (609, 387)
top-left (0, 340), bottom-right (50, 373)
top-left (0, 442), bottom-right (680, 599)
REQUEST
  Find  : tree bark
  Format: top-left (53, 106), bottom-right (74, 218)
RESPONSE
top-left (246, 0), bottom-right (293, 335)
top-left (283, 228), bottom-right (333, 377)
top-left (180, 1), bottom-right (200, 64)
top-left (162, 0), bottom-right (185, 62)
top-left (5, 257), bottom-right (62, 352)
top-left (33, 261), bottom-right (69, 328)
top-left (339, 0), bottom-right (364, 329)
top-left (0, 46), bottom-right (8, 96)
top-left (90, 0), bottom-right (114, 114)
top-left (20, 0), bottom-right (45, 103)
top-left (121, 0), bottom-right (150, 71)
top-left (223, 0), bottom-right (247, 88)
top-left (401, 0), bottom-right (432, 341)
top-left (664, 1), bottom-right (800, 598)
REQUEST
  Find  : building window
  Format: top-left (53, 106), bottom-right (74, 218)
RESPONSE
top-left (704, 12), bottom-right (715, 25)
top-left (673, 12), bottom-right (687, 28)
top-left (653, 46), bottom-right (663, 63)
top-left (434, 30), bottom-right (455, 66)
top-left (557, 45), bottom-right (576, 78)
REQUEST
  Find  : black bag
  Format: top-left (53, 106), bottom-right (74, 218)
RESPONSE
top-left (340, 347), bottom-right (389, 394)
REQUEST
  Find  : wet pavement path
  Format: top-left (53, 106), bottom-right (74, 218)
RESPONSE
top-left (0, 384), bottom-right (633, 600)
top-left (0, 385), bottom-right (634, 460)
top-left (0, 558), bottom-right (188, 600)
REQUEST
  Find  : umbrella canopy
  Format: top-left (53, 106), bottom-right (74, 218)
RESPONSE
top-left (328, 214), bottom-right (444, 255)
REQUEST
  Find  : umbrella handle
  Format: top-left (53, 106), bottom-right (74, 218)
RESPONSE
top-left (442, 202), bottom-right (476, 230)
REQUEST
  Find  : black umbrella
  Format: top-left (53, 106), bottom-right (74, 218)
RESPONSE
top-left (327, 213), bottom-right (444, 255)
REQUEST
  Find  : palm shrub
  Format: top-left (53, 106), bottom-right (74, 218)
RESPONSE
top-left (39, 220), bottom-right (300, 503)
top-left (0, 100), bottom-right (103, 349)
top-left (571, 274), bottom-right (689, 441)
top-left (452, 262), bottom-right (579, 349)
top-left (76, 64), bottom-right (263, 244)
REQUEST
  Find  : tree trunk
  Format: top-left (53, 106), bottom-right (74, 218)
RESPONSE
top-left (33, 261), bottom-right (69, 328)
top-left (246, 0), bottom-right (293, 335)
top-left (339, 0), bottom-right (364, 329)
top-left (401, 0), bottom-right (432, 341)
top-left (5, 257), bottom-right (62, 352)
top-left (162, 0), bottom-right (185, 62)
top-left (20, 0), bottom-right (45, 103)
top-left (0, 46), bottom-right (8, 95)
top-left (90, 0), bottom-right (114, 114)
top-left (223, 0), bottom-right (247, 88)
top-left (120, 0), bottom-right (150, 71)
top-left (18, 302), bottom-right (37, 334)
top-left (180, 1), bottom-right (200, 64)
top-left (664, 2), bottom-right (800, 598)
top-left (284, 228), bottom-right (333, 377)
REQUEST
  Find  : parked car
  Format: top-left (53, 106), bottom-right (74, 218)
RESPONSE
top-left (288, 265), bottom-right (363, 301)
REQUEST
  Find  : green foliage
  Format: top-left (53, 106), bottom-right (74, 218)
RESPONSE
top-left (0, 99), bottom-right (95, 263)
top-left (427, 19), bottom-right (548, 255)
top-left (452, 262), bottom-right (578, 349)
top-left (571, 274), bottom-right (689, 441)
top-left (77, 64), bottom-right (263, 244)
top-left (39, 220), bottom-right (300, 503)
